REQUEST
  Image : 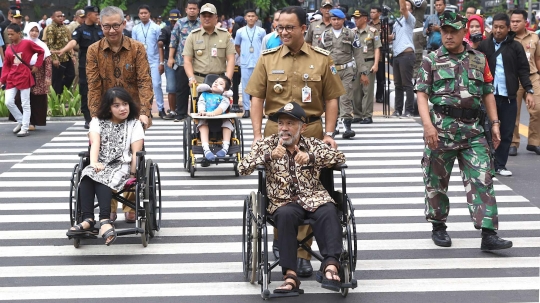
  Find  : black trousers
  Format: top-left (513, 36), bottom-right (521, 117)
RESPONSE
top-left (51, 58), bottom-right (75, 95)
top-left (79, 176), bottom-right (112, 221)
top-left (494, 95), bottom-right (517, 170)
top-left (232, 67), bottom-right (241, 105)
top-left (375, 59), bottom-right (385, 101)
top-left (392, 52), bottom-right (415, 114)
top-left (78, 68), bottom-right (90, 123)
top-left (175, 65), bottom-right (190, 116)
top-left (273, 203), bottom-right (342, 275)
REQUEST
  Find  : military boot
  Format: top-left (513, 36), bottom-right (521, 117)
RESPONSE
top-left (432, 223), bottom-right (451, 247)
top-left (480, 228), bottom-right (513, 251)
top-left (342, 119), bottom-right (355, 139)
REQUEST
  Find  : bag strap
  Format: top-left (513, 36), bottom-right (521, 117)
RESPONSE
top-left (488, 43), bottom-right (506, 61)
top-left (10, 44), bottom-right (33, 72)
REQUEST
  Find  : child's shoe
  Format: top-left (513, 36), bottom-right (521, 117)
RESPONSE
top-left (204, 150), bottom-right (216, 161)
top-left (216, 149), bottom-right (228, 157)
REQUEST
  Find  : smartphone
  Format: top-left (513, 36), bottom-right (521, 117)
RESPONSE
top-left (173, 64), bottom-right (179, 70)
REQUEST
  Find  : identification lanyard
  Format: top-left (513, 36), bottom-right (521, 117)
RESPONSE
top-left (246, 26), bottom-right (256, 53)
top-left (141, 22), bottom-right (151, 49)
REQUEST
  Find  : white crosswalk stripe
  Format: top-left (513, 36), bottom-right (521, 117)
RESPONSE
top-left (0, 118), bottom-right (539, 302)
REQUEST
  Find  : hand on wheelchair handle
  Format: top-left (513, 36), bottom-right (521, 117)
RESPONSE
top-left (271, 138), bottom-right (287, 160)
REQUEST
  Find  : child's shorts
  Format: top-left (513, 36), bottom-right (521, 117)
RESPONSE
top-left (197, 118), bottom-right (235, 132)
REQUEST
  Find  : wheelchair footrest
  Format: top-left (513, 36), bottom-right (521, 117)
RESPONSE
top-left (191, 144), bottom-right (240, 156)
top-left (265, 290), bottom-right (304, 299)
top-left (67, 229), bottom-right (98, 239)
top-left (315, 271), bottom-right (357, 289)
top-left (116, 227), bottom-right (145, 236)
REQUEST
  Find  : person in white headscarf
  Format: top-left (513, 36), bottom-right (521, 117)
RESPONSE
top-left (9, 22), bottom-right (53, 131)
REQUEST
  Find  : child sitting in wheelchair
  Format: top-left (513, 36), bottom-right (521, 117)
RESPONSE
top-left (196, 75), bottom-right (234, 161)
top-left (238, 102), bottom-right (346, 294)
top-left (66, 87), bottom-right (144, 245)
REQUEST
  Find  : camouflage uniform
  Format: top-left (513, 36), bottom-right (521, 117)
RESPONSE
top-left (415, 35), bottom-right (499, 230)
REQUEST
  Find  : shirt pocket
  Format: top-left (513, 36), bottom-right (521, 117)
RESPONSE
top-left (194, 43), bottom-right (206, 56)
top-left (216, 41), bottom-right (228, 57)
top-left (342, 39), bottom-right (352, 53)
top-left (305, 73), bottom-right (322, 94)
top-left (268, 74), bottom-right (289, 98)
top-left (467, 68), bottom-right (484, 96)
top-left (432, 67), bottom-right (455, 95)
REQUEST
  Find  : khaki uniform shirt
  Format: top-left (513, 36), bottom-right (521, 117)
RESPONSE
top-left (368, 20), bottom-right (385, 62)
top-left (182, 26), bottom-right (235, 75)
top-left (238, 134), bottom-right (346, 214)
top-left (355, 26), bottom-right (382, 69)
top-left (514, 30), bottom-right (540, 75)
top-left (67, 21), bottom-right (80, 35)
top-left (86, 37), bottom-right (153, 118)
top-left (45, 23), bottom-right (71, 62)
top-left (305, 19), bottom-right (332, 45)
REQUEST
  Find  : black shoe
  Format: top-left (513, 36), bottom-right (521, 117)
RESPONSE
top-left (230, 104), bottom-right (242, 113)
top-left (333, 129), bottom-right (340, 136)
top-left (508, 146), bottom-right (517, 156)
top-left (431, 223), bottom-right (451, 247)
top-left (360, 117), bottom-right (373, 124)
top-left (526, 145), bottom-right (540, 155)
top-left (242, 110), bottom-right (250, 118)
top-left (272, 240), bottom-right (279, 259)
top-left (84, 122), bottom-right (90, 129)
top-left (342, 130), bottom-right (355, 139)
top-left (375, 98), bottom-right (383, 103)
top-left (174, 114), bottom-right (187, 122)
top-left (481, 231), bottom-right (513, 251)
top-left (391, 111), bottom-right (401, 118)
top-left (159, 110), bottom-right (166, 119)
top-left (351, 118), bottom-right (362, 123)
top-left (163, 111), bottom-right (176, 120)
top-left (401, 111), bottom-right (412, 119)
top-left (296, 258), bottom-right (313, 278)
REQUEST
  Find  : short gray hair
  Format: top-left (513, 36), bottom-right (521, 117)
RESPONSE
top-left (100, 6), bottom-right (125, 23)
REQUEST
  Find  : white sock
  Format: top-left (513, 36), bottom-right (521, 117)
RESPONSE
top-left (222, 142), bottom-right (230, 153)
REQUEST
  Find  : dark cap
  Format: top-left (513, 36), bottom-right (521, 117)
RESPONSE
top-left (84, 6), bottom-right (100, 14)
top-left (352, 9), bottom-right (368, 17)
top-left (270, 102), bottom-right (307, 123)
top-left (11, 10), bottom-right (22, 18)
top-left (439, 12), bottom-right (468, 30)
top-left (169, 9), bottom-right (181, 21)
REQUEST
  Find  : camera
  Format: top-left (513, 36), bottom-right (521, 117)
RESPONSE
top-left (470, 33), bottom-right (483, 43)
top-left (382, 5), bottom-right (391, 16)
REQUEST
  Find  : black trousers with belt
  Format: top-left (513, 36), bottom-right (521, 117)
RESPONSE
top-left (175, 65), bottom-right (190, 116)
top-left (273, 202), bottom-right (342, 275)
top-left (494, 95), bottom-right (517, 170)
top-left (375, 58), bottom-right (385, 101)
top-left (51, 58), bottom-right (75, 95)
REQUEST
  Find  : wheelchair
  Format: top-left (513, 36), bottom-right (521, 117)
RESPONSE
top-left (68, 149), bottom-right (162, 248)
top-left (182, 74), bottom-right (245, 178)
top-left (242, 164), bottom-right (358, 299)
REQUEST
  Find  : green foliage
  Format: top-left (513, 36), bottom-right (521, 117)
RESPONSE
top-left (47, 86), bottom-right (82, 117)
top-left (33, 4), bottom-right (42, 21)
top-left (0, 90), bottom-right (9, 118)
top-left (75, 0), bottom-right (128, 11)
top-left (162, 0), bottom-right (178, 17)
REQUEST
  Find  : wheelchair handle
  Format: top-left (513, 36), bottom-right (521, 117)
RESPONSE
top-left (256, 165), bottom-right (266, 171)
top-left (78, 151), bottom-right (89, 157)
top-left (332, 163), bottom-right (347, 171)
top-left (136, 151), bottom-right (146, 157)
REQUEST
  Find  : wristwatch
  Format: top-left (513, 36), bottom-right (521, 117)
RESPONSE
top-left (324, 131), bottom-right (335, 138)
top-left (361, 70), bottom-right (370, 76)
top-left (188, 76), bottom-right (195, 81)
top-left (159, 62), bottom-right (165, 65)
top-left (526, 89), bottom-right (534, 95)
top-left (491, 120), bottom-right (500, 125)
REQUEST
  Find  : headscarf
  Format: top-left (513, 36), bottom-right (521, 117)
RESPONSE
top-left (24, 22), bottom-right (51, 65)
top-left (464, 15), bottom-right (485, 45)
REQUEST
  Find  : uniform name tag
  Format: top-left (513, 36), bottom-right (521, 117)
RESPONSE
top-left (272, 70), bottom-right (285, 74)
top-left (432, 63), bottom-right (451, 70)
top-left (196, 40), bottom-right (204, 44)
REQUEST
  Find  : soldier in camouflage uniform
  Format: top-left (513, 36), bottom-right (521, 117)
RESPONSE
top-left (415, 12), bottom-right (513, 251)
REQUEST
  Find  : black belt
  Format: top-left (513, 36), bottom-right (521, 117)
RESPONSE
top-left (433, 105), bottom-right (480, 120)
top-left (194, 72), bottom-right (225, 78)
top-left (365, 58), bottom-right (374, 62)
top-left (306, 116), bottom-right (320, 123)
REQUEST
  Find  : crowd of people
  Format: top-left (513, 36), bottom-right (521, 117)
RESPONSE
top-left (0, 0), bottom-right (539, 294)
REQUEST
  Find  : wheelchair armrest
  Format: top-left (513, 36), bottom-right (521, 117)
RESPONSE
top-left (78, 151), bottom-right (89, 157)
top-left (256, 165), bottom-right (266, 171)
top-left (332, 163), bottom-right (347, 171)
top-left (136, 151), bottom-right (146, 157)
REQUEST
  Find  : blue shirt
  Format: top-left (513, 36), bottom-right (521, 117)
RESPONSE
top-left (392, 14), bottom-right (416, 56)
top-left (493, 37), bottom-right (508, 97)
top-left (266, 32), bottom-right (282, 49)
top-left (170, 17), bottom-right (201, 66)
top-left (132, 21), bottom-right (162, 64)
top-left (234, 25), bottom-right (266, 68)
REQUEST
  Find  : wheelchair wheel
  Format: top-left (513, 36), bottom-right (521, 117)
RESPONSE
top-left (234, 118), bottom-right (244, 157)
top-left (185, 116), bottom-right (193, 172)
top-left (183, 119), bottom-right (188, 169)
top-left (140, 218), bottom-right (149, 247)
top-left (347, 195), bottom-right (357, 271)
top-left (242, 195), bottom-right (253, 282)
top-left (189, 159), bottom-right (196, 178)
top-left (153, 164), bottom-right (162, 231)
top-left (234, 162), bottom-right (239, 177)
top-left (340, 262), bottom-right (350, 297)
top-left (144, 159), bottom-right (155, 238)
top-left (69, 163), bottom-right (80, 227)
top-left (249, 192), bottom-right (258, 284)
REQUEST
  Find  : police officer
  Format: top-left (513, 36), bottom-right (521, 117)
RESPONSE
top-left (318, 8), bottom-right (366, 139)
top-left (351, 9), bottom-right (381, 125)
top-left (305, 0), bottom-right (333, 46)
top-left (245, 6), bottom-right (345, 277)
top-left (55, 6), bottom-right (103, 129)
top-left (415, 12), bottom-right (512, 251)
top-left (183, 3), bottom-right (235, 87)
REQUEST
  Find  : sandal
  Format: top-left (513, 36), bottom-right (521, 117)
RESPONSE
top-left (66, 218), bottom-right (95, 236)
top-left (99, 219), bottom-right (117, 246)
top-left (321, 264), bottom-right (341, 292)
top-left (273, 273), bottom-right (302, 294)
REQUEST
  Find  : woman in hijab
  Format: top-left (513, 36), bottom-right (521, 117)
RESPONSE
top-left (464, 15), bottom-right (486, 49)
top-left (9, 22), bottom-right (52, 131)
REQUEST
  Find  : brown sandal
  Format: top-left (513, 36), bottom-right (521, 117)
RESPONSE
top-left (321, 264), bottom-right (341, 292)
top-left (273, 273), bottom-right (301, 294)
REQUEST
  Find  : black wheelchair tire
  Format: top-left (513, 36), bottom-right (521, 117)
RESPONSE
top-left (242, 195), bottom-right (253, 282)
top-left (186, 116), bottom-right (193, 172)
top-left (234, 162), bottom-right (239, 177)
top-left (189, 159), bottom-right (195, 178)
top-left (183, 119), bottom-right (188, 169)
top-left (140, 218), bottom-right (149, 247)
top-left (73, 238), bottom-right (80, 248)
top-left (69, 163), bottom-right (80, 227)
top-left (347, 195), bottom-right (357, 271)
top-left (153, 163), bottom-right (162, 232)
top-left (145, 159), bottom-right (155, 238)
top-left (340, 263), bottom-right (350, 297)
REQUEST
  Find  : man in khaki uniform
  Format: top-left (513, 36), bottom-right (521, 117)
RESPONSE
top-left (318, 8), bottom-right (366, 138)
top-left (183, 3), bottom-right (235, 86)
top-left (305, 0), bottom-right (333, 46)
top-left (245, 6), bottom-right (344, 278)
top-left (509, 9), bottom-right (540, 156)
top-left (352, 9), bottom-right (381, 124)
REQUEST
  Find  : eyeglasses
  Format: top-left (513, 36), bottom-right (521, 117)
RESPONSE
top-left (276, 25), bottom-right (297, 33)
top-left (102, 23), bottom-right (122, 31)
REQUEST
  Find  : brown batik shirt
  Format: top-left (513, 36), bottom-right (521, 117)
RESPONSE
top-left (45, 23), bottom-right (72, 62)
top-left (86, 36), bottom-right (153, 117)
top-left (238, 134), bottom-right (346, 214)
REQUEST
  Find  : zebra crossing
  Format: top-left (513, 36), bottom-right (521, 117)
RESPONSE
top-left (0, 118), bottom-right (539, 302)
